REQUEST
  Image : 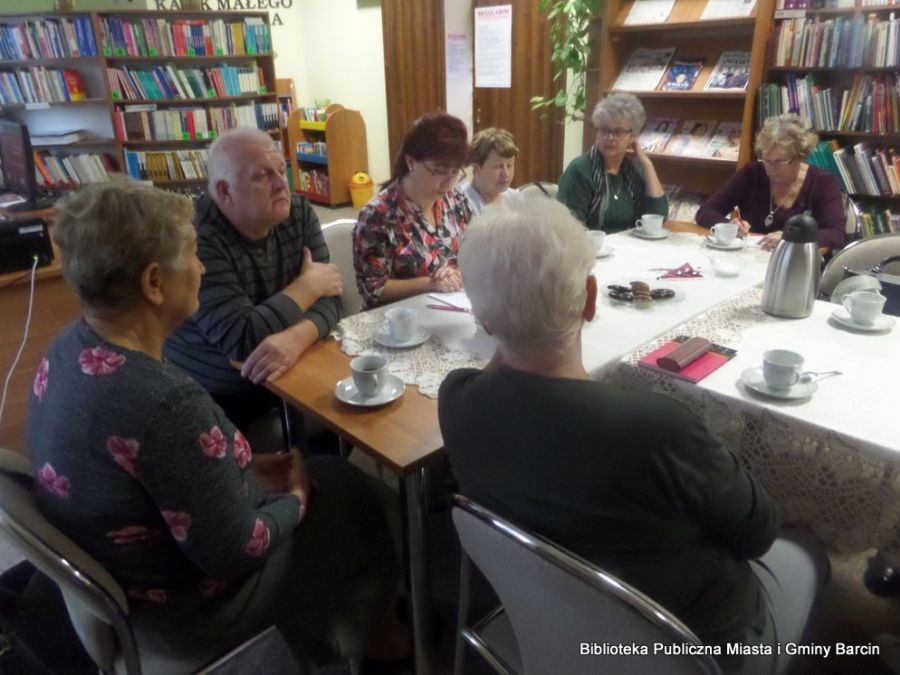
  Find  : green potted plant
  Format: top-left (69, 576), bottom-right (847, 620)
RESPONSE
top-left (531, 0), bottom-right (602, 122)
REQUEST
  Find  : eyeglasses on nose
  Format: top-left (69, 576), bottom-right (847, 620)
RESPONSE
top-left (596, 127), bottom-right (633, 139)
top-left (421, 162), bottom-right (464, 180)
top-left (759, 157), bottom-right (794, 168)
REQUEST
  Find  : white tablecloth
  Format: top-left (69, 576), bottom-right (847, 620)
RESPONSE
top-left (610, 287), bottom-right (900, 553)
top-left (335, 230), bottom-right (771, 397)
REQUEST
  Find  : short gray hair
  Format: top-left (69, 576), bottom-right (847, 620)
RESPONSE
top-left (591, 93), bottom-right (647, 133)
top-left (54, 181), bottom-right (195, 312)
top-left (459, 195), bottom-right (595, 357)
top-left (755, 113), bottom-right (818, 160)
top-left (207, 127), bottom-right (276, 194)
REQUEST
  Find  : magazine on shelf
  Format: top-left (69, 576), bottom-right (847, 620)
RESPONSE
top-left (665, 119), bottom-right (717, 156)
top-left (640, 117), bottom-right (680, 152)
top-left (705, 51), bottom-right (751, 91)
top-left (624, 0), bottom-right (676, 24)
top-left (612, 47), bottom-right (676, 91)
top-left (705, 121), bottom-right (742, 160)
top-left (660, 59), bottom-right (704, 91)
top-left (701, 0), bottom-right (757, 19)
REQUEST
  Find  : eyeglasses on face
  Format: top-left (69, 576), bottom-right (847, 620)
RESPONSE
top-left (421, 162), bottom-right (464, 181)
top-left (759, 157), bottom-right (795, 168)
top-left (596, 127), bottom-right (633, 139)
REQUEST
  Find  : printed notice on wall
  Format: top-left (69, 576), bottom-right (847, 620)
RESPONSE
top-left (474, 5), bottom-right (512, 88)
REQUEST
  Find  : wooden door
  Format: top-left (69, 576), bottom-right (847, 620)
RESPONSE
top-left (472, 0), bottom-right (564, 186)
top-left (381, 0), bottom-right (446, 172)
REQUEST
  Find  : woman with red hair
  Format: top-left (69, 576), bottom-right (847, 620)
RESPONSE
top-left (353, 112), bottom-right (473, 308)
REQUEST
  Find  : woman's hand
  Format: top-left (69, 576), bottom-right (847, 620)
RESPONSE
top-left (430, 264), bottom-right (463, 293)
top-left (628, 137), bottom-right (651, 165)
top-left (760, 231), bottom-right (783, 251)
top-left (250, 452), bottom-right (294, 494)
top-left (736, 220), bottom-right (752, 237)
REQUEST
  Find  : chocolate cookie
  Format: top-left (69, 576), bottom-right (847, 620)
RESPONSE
top-left (650, 288), bottom-right (675, 299)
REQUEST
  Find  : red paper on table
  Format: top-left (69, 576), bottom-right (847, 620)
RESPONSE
top-left (638, 335), bottom-right (736, 384)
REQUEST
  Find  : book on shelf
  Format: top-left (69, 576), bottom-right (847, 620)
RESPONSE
top-left (704, 51), bottom-right (751, 91)
top-left (669, 191), bottom-right (705, 221)
top-left (660, 59), bottom-right (704, 91)
top-left (640, 117), bottom-right (679, 152)
top-left (701, 0), bottom-right (757, 19)
top-left (612, 47), bottom-right (676, 92)
top-left (123, 148), bottom-right (209, 182)
top-left (704, 121), bottom-right (742, 160)
top-left (771, 14), bottom-right (896, 69)
top-left (33, 151), bottom-right (115, 188)
top-left (29, 129), bottom-right (88, 146)
top-left (107, 63), bottom-right (265, 102)
top-left (0, 67), bottom-right (88, 105)
top-left (99, 16), bottom-right (271, 58)
top-left (665, 119), bottom-right (717, 156)
top-left (112, 101), bottom-right (280, 141)
top-left (0, 17), bottom-right (97, 60)
top-left (639, 336), bottom-right (737, 384)
top-left (623, 0), bottom-right (676, 25)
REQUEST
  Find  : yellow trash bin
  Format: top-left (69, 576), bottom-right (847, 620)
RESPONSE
top-left (349, 172), bottom-right (374, 209)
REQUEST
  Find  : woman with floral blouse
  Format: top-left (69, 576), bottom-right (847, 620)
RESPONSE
top-left (353, 112), bottom-right (473, 308)
top-left (27, 181), bottom-right (407, 670)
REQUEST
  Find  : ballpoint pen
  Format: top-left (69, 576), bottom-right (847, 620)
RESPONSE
top-left (426, 304), bottom-right (470, 313)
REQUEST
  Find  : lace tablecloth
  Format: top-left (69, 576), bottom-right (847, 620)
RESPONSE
top-left (607, 287), bottom-right (900, 554)
top-left (334, 307), bottom-right (488, 398)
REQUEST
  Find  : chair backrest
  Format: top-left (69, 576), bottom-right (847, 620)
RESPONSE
top-left (452, 495), bottom-right (722, 675)
top-left (322, 218), bottom-right (363, 317)
top-left (0, 447), bottom-right (141, 675)
top-left (518, 182), bottom-right (558, 199)
top-left (820, 232), bottom-right (900, 298)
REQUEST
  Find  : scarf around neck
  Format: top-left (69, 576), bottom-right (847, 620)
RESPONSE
top-left (588, 144), bottom-right (645, 230)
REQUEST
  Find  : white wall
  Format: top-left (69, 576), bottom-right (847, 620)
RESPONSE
top-left (282, 0), bottom-right (389, 183)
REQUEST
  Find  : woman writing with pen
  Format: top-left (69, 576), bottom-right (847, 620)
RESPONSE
top-left (695, 114), bottom-right (846, 252)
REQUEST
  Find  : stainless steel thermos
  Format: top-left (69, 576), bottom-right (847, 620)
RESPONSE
top-left (760, 213), bottom-right (821, 319)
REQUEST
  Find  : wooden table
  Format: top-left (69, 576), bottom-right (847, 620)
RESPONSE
top-left (266, 338), bottom-right (444, 675)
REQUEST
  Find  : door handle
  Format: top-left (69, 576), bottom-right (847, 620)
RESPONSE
top-left (476, 107), bottom-right (481, 126)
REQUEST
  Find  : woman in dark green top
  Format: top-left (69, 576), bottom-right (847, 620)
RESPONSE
top-left (557, 93), bottom-right (668, 232)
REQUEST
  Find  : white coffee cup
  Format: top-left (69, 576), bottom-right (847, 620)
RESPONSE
top-left (384, 307), bottom-right (418, 342)
top-left (711, 221), bottom-right (738, 246)
top-left (635, 214), bottom-right (664, 236)
top-left (842, 290), bottom-right (886, 326)
top-left (590, 231), bottom-right (607, 255)
top-left (762, 349), bottom-right (804, 390)
top-left (350, 354), bottom-right (387, 397)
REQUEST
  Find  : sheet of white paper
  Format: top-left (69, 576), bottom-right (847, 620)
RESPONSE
top-left (429, 292), bottom-right (473, 311)
top-left (474, 5), bottom-right (512, 88)
top-left (624, 0), bottom-right (676, 25)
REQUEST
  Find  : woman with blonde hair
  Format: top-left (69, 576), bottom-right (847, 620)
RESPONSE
top-left (696, 113), bottom-right (846, 251)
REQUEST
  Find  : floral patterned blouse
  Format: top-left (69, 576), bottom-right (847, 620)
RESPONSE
top-left (27, 321), bottom-right (302, 606)
top-left (352, 182), bottom-right (473, 308)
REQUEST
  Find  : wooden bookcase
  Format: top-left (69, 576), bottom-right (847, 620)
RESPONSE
top-left (761, 2), bottom-right (900, 237)
top-left (596, 0), bottom-right (775, 196)
top-left (0, 10), bottom-right (283, 194)
top-left (286, 104), bottom-right (368, 207)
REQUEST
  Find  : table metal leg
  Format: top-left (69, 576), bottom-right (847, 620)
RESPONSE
top-left (401, 468), bottom-right (433, 675)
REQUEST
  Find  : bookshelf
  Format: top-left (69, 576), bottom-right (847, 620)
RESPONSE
top-left (597, 0), bottom-right (775, 197)
top-left (286, 104), bottom-right (368, 207)
top-left (760, 1), bottom-right (900, 236)
top-left (0, 10), bottom-right (284, 193)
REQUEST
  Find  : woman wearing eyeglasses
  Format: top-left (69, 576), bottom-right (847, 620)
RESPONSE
top-left (695, 114), bottom-right (846, 251)
top-left (557, 93), bottom-right (667, 232)
top-left (353, 112), bottom-right (472, 308)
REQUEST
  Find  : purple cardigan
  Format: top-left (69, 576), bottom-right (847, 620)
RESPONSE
top-left (695, 162), bottom-right (847, 250)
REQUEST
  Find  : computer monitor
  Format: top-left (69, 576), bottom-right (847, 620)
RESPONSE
top-left (0, 119), bottom-right (50, 211)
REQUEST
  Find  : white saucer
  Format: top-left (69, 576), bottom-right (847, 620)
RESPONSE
top-left (335, 374), bottom-right (406, 407)
top-left (595, 246), bottom-right (613, 259)
top-left (631, 229), bottom-right (669, 240)
top-left (830, 307), bottom-right (895, 333)
top-left (373, 328), bottom-right (431, 348)
top-left (741, 367), bottom-right (817, 400)
top-left (704, 235), bottom-right (744, 251)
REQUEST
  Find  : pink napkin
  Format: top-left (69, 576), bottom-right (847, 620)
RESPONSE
top-left (657, 263), bottom-right (703, 280)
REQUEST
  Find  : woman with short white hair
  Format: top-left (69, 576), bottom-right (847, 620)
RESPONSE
top-left (557, 93), bottom-right (667, 232)
top-left (439, 194), bottom-right (829, 674)
top-left (696, 113), bottom-right (846, 251)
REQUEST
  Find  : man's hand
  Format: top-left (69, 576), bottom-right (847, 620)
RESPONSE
top-left (297, 246), bottom-right (343, 299)
top-left (241, 330), bottom-right (304, 384)
top-left (429, 265), bottom-right (463, 293)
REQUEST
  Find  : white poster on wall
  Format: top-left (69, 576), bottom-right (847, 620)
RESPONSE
top-left (474, 4), bottom-right (512, 89)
